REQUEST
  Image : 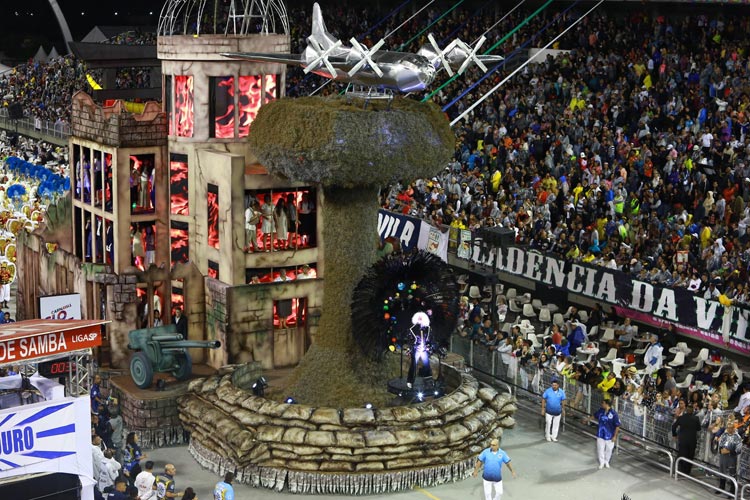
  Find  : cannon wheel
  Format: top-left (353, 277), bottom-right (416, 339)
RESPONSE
top-left (173, 353), bottom-right (193, 381)
top-left (130, 352), bottom-right (154, 389)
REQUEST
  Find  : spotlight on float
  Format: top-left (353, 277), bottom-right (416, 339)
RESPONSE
top-left (252, 376), bottom-right (268, 397)
top-left (285, 396), bottom-right (297, 404)
top-left (416, 392), bottom-right (424, 401)
top-left (364, 403), bottom-right (374, 409)
top-left (433, 389), bottom-right (442, 397)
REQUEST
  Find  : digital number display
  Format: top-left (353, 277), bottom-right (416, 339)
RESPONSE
top-left (38, 360), bottom-right (76, 377)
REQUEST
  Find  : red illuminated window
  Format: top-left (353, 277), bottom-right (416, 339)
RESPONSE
top-left (174, 75), bottom-right (194, 138)
top-left (170, 220), bottom-right (189, 266)
top-left (264, 74), bottom-right (277, 103)
top-left (207, 184), bottom-right (219, 249)
top-left (210, 76), bottom-right (235, 138)
top-left (208, 260), bottom-right (219, 280)
top-left (238, 75), bottom-right (262, 137)
top-left (170, 153), bottom-right (189, 216)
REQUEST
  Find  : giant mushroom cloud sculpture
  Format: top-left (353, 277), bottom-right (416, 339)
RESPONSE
top-left (248, 96), bottom-right (454, 407)
top-left (179, 95), bottom-right (518, 493)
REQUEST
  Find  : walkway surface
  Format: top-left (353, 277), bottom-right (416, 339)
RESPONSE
top-left (147, 412), bottom-right (718, 500)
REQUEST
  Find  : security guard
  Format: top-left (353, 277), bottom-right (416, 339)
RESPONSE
top-left (155, 464), bottom-right (183, 499)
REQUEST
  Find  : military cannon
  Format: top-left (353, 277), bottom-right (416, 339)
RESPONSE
top-left (127, 325), bottom-right (221, 389)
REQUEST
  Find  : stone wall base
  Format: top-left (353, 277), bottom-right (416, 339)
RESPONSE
top-left (187, 439), bottom-right (475, 495)
top-left (111, 375), bottom-right (189, 449)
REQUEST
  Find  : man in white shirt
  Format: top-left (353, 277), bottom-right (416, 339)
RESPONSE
top-left (135, 460), bottom-right (157, 500)
top-left (734, 385), bottom-right (750, 415)
top-left (99, 449), bottom-right (121, 493)
top-left (91, 435), bottom-right (104, 483)
top-left (643, 335), bottom-right (664, 375)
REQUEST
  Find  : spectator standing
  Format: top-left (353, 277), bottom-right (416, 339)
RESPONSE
top-left (135, 461), bottom-right (157, 500)
top-left (472, 438), bottom-right (516, 500)
top-left (541, 379), bottom-right (566, 442)
top-left (671, 405), bottom-right (701, 475)
top-left (734, 384), bottom-right (750, 414)
top-left (99, 449), bottom-right (121, 493)
top-left (717, 423), bottom-right (742, 496)
top-left (214, 472), bottom-right (235, 500)
top-left (593, 399), bottom-right (621, 470)
top-left (91, 435), bottom-right (105, 487)
top-left (106, 479), bottom-right (129, 500)
top-left (123, 432), bottom-right (146, 484)
top-left (91, 374), bottom-right (104, 415)
top-left (643, 335), bottom-right (664, 375)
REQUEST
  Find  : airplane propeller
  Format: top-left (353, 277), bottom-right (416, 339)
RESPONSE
top-left (348, 38), bottom-right (385, 77)
top-left (455, 36), bottom-right (488, 75)
top-left (427, 33), bottom-right (457, 77)
top-left (304, 37), bottom-right (343, 75)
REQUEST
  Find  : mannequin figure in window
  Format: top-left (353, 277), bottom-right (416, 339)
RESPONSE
top-left (260, 194), bottom-right (275, 251)
top-left (139, 164), bottom-right (150, 210)
top-left (286, 193), bottom-right (298, 248)
top-left (85, 219), bottom-right (92, 260)
top-left (298, 192), bottom-right (316, 247)
top-left (274, 197), bottom-right (289, 250)
top-left (144, 226), bottom-right (156, 267)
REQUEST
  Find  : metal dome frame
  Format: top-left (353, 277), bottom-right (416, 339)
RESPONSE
top-left (158, 0), bottom-right (289, 37)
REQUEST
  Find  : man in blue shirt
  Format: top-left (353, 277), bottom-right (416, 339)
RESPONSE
top-left (473, 438), bottom-right (516, 500)
top-left (91, 374), bottom-right (104, 415)
top-left (214, 472), bottom-right (235, 500)
top-left (593, 398), bottom-right (620, 469)
top-left (105, 479), bottom-right (129, 500)
top-left (541, 379), bottom-right (566, 442)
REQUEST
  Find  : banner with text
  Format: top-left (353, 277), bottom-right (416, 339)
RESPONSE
top-left (377, 210), bottom-right (422, 253)
top-left (466, 245), bottom-right (750, 354)
top-left (39, 294), bottom-right (82, 320)
top-left (0, 397), bottom-right (95, 500)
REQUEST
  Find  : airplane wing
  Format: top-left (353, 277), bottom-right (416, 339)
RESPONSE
top-left (222, 52), bottom-right (351, 67)
top-left (222, 52), bottom-right (305, 65)
top-left (477, 55), bottom-right (505, 63)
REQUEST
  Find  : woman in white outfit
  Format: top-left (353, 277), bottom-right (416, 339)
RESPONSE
top-left (260, 194), bottom-right (275, 251)
top-left (274, 197), bottom-right (288, 250)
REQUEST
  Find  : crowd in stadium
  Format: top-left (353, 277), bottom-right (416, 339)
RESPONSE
top-left (0, 30), bottom-right (156, 125)
top-left (372, 6), bottom-right (750, 305)
top-left (0, 4), bottom-right (747, 305)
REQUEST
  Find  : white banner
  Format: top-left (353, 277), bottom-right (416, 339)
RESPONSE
top-left (457, 229), bottom-right (472, 260)
top-left (0, 397), bottom-right (94, 499)
top-left (418, 222), bottom-right (449, 262)
top-left (39, 294), bottom-right (82, 320)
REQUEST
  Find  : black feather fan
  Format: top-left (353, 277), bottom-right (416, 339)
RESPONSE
top-left (351, 250), bottom-right (460, 359)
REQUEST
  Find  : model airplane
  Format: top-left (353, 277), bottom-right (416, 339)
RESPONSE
top-left (222, 3), bottom-right (504, 93)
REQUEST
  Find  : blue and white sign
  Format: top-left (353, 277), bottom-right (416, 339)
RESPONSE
top-left (377, 210), bottom-right (421, 252)
top-left (0, 397), bottom-right (95, 500)
top-left (0, 401), bottom-right (77, 470)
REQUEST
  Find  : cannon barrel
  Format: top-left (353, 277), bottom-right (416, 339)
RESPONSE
top-left (159, 340), bottom-right (222, 349)
top-left (152, 334), bottom-right (185, 342)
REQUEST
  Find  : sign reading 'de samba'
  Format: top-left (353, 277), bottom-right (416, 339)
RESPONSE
top-left (469, 246), bottom-right (750, 352)
top-left (0, 321), bottom-right (102, 363)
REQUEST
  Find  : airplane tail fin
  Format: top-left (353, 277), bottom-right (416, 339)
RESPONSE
top-left (310, 2), bottom-right (339, 50)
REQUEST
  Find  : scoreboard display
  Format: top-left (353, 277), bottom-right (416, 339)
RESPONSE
top-left (38, 360), bottom-right (77, 378)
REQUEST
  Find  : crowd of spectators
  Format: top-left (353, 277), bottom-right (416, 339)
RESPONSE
top-left (89, 374), bottom-right (202, 500)
top-left (0, 30), bottom-right (156, 125)
top-left (104, 30), bottom-right (157, 46)
top-left (460, 292), bottom-right (749, 485)
top-left (361, 5), bottom-right (750, 303)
